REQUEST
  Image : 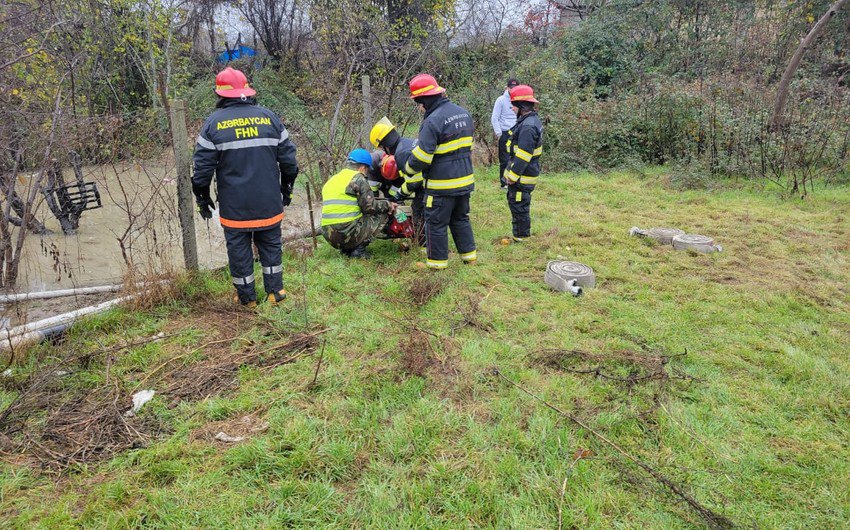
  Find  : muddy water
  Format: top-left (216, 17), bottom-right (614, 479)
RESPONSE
top-left (3, 158), bottom-right (314, 326)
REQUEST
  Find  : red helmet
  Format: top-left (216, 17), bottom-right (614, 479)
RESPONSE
top-left (381, 155), bottom-right (399, 181)
top-left (409, 73), bottom-right (445, 99)
top-left (509, 84), bottom-right (538, 104)
top-left (215, 67), bottom-right (256, 98)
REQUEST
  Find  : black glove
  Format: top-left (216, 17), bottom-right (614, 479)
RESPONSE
top-left (281, 181), bottom-right (293, 207)
top-left (195, 195), bottom-right (215, 220)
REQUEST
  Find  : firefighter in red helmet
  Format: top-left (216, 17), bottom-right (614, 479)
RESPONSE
top-left (503, 84), bottom-right (543, 242)
top-left (192, 67), bottom-right (299, 307)
top-left (404, 73), bottom-right (477, 270)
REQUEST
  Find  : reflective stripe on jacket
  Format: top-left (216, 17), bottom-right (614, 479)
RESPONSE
top-left (192, 99), bottom-right (298, 231)
top-left (404, 98), bottom-right (475, 196)
top-left (505, 111), bottom-right (543, 187)
top-left (321, 166), bottom-right (392, 227)
top-left (321, 168), bottom-right (363, 226)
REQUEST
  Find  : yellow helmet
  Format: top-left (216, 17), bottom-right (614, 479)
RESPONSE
top-left (370, 116), bottom-right (396, 148)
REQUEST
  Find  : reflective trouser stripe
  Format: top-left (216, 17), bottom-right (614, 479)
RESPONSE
top-left (427, 259), bottom-right (448, 269)
top-left (460, 250), bottom-right (477, 262)
top-left (232, 274), bottom-right (255, 285)
top-left (425, 174), bottom-right (475, 190)
top-left (262, 265), bottom-right (282, 274)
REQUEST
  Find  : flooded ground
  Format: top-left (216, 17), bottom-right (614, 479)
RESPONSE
top-left (2, 158), bottom-right (314, 327)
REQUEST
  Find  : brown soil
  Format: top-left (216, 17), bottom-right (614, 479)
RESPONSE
top-left (408, 276), bottom-right (445, 306)
top-left (0, 297), bottom-right (321, 472)
top-left (189, 412), bottom-right (270, 446)
top-left (531, 348), bottom-right (698, 418)
top-left (397, 329), bottom-right (464, 396)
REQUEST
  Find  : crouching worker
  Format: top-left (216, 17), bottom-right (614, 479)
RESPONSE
top-left (321, 149), bottom-right (398, 258)
top-left (192, 67), bottom-right (298, 308)
top-left (370, 117), bottom-right (426, 247)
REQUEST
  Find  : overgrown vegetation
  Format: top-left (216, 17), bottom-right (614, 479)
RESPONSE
top-left (3, 0), bottom-right (850, 286)
top-left (2, 169), bottom-right (849, 527)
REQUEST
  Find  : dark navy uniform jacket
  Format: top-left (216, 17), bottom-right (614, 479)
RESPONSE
top-left (192, 98), bottom-right (298, 231)
top-left (505, 111), bottom-right (543, 190)
top-left (404, 98), bottom-right (475, 197)
top-left (393, 137), bottom-right (424, 197)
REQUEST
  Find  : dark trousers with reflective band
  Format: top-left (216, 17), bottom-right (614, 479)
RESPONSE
top-left (497, 132), bottom-right (510, 186)
top-left (424, 193), bottom-right (476, 268)
top-left (224, 225), bottom-right (283, 303)
top-left (507, 184), bottom-right (533, 238)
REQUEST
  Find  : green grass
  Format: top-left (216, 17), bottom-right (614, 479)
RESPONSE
top-left (2, 168), bottom-right (850, 529)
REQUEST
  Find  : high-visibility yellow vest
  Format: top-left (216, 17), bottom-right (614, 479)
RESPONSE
top-left (321, 168), bottom-right (362, 226)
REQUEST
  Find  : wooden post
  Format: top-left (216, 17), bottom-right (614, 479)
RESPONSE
top-left (305, 182), bottom-right (318, 250)
top-left (169, 100), bottom-right (198, 270)
top-left (361, 75), bottom-right (372, 147)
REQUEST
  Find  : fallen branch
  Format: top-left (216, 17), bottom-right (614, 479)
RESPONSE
top-left (494, 368), bottom-right (735, 530)
top-left (133, 336), bottom-right (250, 390)
top-left (557, 451), bottom-right (587, 530)
top-left (309, 336), bottom-right (327, 388)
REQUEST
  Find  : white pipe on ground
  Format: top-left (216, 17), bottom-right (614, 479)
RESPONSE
top-left (0, 284), bottom-right (125, 304)
top-left (1, 296), bottom-right (133, 352)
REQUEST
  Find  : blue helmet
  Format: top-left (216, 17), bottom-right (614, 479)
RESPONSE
top-left (348, 148), bottom-right (372, 166)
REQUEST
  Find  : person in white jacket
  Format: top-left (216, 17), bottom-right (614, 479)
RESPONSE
top-left (491, 78), bottom-right (519, 189)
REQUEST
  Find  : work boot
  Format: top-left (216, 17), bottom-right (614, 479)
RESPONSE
top-left (266, 289), bottom-right (287, 306)
top-left (233, 294), bottom-right (258, 309)
top-left (348, 241), bottom-right (370, 259)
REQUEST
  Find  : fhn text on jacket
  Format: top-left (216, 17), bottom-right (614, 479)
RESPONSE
top-left (192, 69), bottom-right (298, 231)
top-left (192, 67), bottom-right (299, 308)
